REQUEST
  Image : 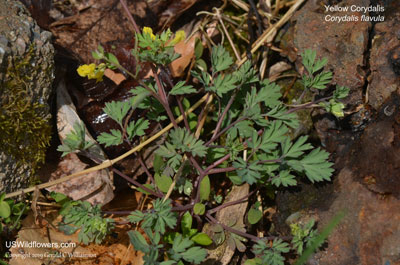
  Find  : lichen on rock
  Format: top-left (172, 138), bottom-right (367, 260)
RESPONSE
top-left (0, 0), bottom-right (55, 193)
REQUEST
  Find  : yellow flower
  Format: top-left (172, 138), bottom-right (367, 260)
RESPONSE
top-left (171, 30), bottom-right (186, 45)
top-left (77, 63), bottom-right (105, 82)
top-left (77, 63), bottom-right (96, 77)
top-left (143, 26), bottom-right (156, 40)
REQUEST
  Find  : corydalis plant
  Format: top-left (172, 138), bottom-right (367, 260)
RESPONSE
top-left (57, 25), bottom-right (348, 264)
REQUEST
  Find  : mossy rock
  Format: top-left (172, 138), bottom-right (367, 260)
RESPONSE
top-left (0, 0), bottom-right (54, 193)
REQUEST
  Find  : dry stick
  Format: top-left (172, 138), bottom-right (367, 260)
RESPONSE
top-left (215, 8), bottom-right (241, 61)
top-left (5, 94), bottom-right (210, 199)
top-left (163, 156), bottom-right (187, 203)
top-left (237, 0), bottom-right (306, 66)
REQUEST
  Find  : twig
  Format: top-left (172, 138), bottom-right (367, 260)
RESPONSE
top-left (5, 94), bottom-right (210, 199)
top-left (237, 0), bottom-right (306, 65)
top-left (215, 8), bottom-right (241, 61)
top-left (163, 157), bottom-right (187, 202)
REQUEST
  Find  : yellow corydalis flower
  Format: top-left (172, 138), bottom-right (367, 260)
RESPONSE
top-left (143, 26), bottom-right (156, 40)
top-left (77, 63), bottom-right (105, 82)
top-left (77, 63), bottom-right (95, 77)
top-left (171, 30), bottom-right (186, 45)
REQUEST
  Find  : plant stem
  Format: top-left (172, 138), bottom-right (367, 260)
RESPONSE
top-left (138, 153), bottom-right (155, 184)
top-left (211, 89), bottom-right (238, 140)
top-left (122, 107), bottom-right (135, 141)
top-left (286, 96), bottom-right (331, 114)
top-left (206, 213), bottom-right (287, 242)
top-left (111, 167), bottom-right (162, 197)
top-left (203, 153), bottom-right (231, 174)
top-left (208, 166), bottom-right (235, 175)
top-left (196, 93), bottom-right (211, 127)
top-left (119, 0), bottom-right (140, 34)
top-left (207, 189), bottom-right (257, 214)
top-left (188, 154), bottom-right (204, 175)
top-left (205, 116), bottom-right (247, 146)
top-left (150, 65), bottom-right (178, 128)
top-left (103, 203), bottom-right (193, 216)
top-left (163, 157), bottom-right (187, 202)
top-left (177, 96), bottom-right (190, 131)
top-left (138, 80), bottom-right (163, 106)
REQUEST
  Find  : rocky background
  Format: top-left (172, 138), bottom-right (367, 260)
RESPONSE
top-left (1, 0), bottom-right (400, 264)
top-left (0, 0), bottom-right (54, 193)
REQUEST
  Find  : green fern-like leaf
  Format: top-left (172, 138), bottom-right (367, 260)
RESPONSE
top-left (127, 118), bottom-right (149, 140)
top-left (103, 100), bottom-right (131, 126)
top-left (97, 129), bottom-right (123, 147)
top-left (211, 45), bottom-right (233, 73)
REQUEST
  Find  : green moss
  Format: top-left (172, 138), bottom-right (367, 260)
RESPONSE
top-left (0, 44), bottom-right (51, 172)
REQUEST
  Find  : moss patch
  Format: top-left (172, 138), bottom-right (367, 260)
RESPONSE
top-left (0, 44), bottom-right (51, 173)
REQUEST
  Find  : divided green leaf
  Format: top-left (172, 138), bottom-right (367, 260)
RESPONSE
top-left (271, 170), bottom-right (297, 187)
top-left (211, 45), bottom-right (233, 73)
top-left (170, 81), bottom-right (196, 95)
top-left (103, 100), bottom-right (131, 126)
top-left (97, 129), bottom-right (123, 147)
top-left (57, 122), bottom-right (94, 157)
top-left (127, 118), bottom-right (149, 140)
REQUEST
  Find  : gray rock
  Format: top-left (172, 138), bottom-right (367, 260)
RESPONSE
top-left (0, 0), bottom-right (54, 194)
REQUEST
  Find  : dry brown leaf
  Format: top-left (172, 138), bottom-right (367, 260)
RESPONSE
top-left (47, 153), bottom-right (114, 205)
top-left (104, 68), bottom-right (126, 85)
top-left (170, 35), bottom-right (196, 77)
top-left (268, 61), bottom-right (292, 80)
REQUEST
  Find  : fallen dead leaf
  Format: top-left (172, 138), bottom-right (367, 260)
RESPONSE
top-left (104, 68), bottom-right (126, 85)
top-left (47, 153), bottom-right (114, 205)
top-left (170, 34), bottom-right (197, 77)
top-left (268, 61), bottom-right (292, 80)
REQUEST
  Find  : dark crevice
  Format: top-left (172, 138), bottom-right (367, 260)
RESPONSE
top-left (360, 2), bottom-right (378, 101)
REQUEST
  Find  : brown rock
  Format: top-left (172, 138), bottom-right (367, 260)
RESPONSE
top-left (281, 0), bottom-right (371, 108)
top-left (349, 94), bottom-right (400, 198)
top-left (367, 14), bottom-right (400, 110)
top-left (315, 94), bottom-right (400, 265)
